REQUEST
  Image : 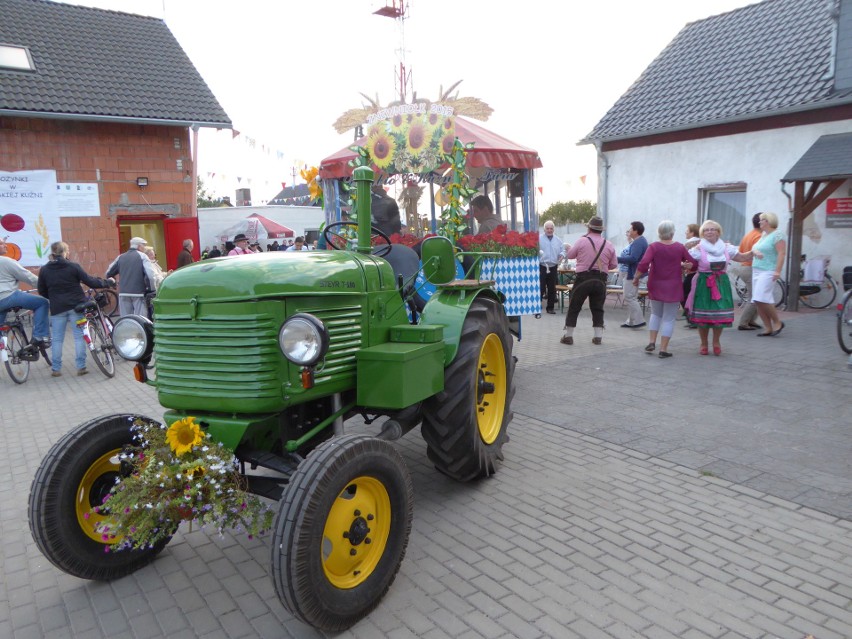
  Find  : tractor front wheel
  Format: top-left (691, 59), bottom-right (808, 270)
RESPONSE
top-left (421, 297), bottom-right (515, 481)
top-left (28, 413), bottom-right (173, 580)
top-left (271, 434), bottom-right (413, 632)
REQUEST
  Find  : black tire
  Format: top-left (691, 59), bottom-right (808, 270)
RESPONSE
top-left (88, 321), bottom-right (115, 377)
top-left (271, 434), bottom-right (413, 632)
top-left (38, 339), bottom-right (52, 366)
top-left (4, 326), bottom-right (30, 384)
top-left (101, 289), bottom-right (119, 319)
top-left (838, 290), bottom-right (852, 354)
top-left (421, 297), bottom-right (515, 481)
top-left (28, 413), bottom-right (172, 580)
top-left (800, 275), bottom-right (837, 309)
top-left (773, 279), bottom-right (786, 308)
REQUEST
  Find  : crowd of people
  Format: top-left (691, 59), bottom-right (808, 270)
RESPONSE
top-left (541, 212), bottom-right (786, 358)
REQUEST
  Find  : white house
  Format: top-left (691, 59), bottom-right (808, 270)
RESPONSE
top-left (582, 0), bottom-right (852, 304)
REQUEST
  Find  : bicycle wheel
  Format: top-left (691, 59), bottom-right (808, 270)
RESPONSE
top-left (38, 340), bottom-right (52, 367)
top-left (837, 290), bottom-right (852, 354)
top-left (800, 275), bottom-right (837, 309)
top-left (101, 289), bottom-right (119, 319)
top-left (4, 326), bottom-right (30, 384)
top-left (88, 321), bottom-right (115, 378)
top-left (773, 279), bottom-right (786, 308)
top-left (733, 276), bottom-right (748, 307)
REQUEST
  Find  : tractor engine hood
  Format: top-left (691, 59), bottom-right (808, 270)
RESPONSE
top-left (157, 251), bottom-right (381, 303)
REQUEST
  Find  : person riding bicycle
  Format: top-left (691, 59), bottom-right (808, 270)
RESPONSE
top-left (0, 237), bottom-right (51, 347)
top-left (105, 237), bottom-right (157, 318)
top-left (37, 241), bottom-right (114, 377)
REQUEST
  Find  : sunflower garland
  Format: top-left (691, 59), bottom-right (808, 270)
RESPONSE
top-left (94, 416), bottom-right (273, 551)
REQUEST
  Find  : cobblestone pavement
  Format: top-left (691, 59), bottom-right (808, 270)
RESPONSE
top-left (1, 305), bottom-right (850, 638)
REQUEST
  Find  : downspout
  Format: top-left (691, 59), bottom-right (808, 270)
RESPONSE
top-left (191, 125), bottom-right (199, 218)
top-left (780, 181), bottom-right (794, 285)
top-left (594, 142), bottom-right (611, 224)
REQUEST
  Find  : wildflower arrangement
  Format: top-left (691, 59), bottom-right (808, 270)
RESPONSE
top-left (95, 416), bottom-right (273, 551)
top-left (457, 225), bottom-right (540, 258)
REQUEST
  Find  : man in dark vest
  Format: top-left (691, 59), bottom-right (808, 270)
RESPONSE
top-left (105, 237), bottom-right (158, 317)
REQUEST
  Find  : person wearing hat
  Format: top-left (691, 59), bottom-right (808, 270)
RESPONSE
top-left (228, 233), bottom-right (255, 256)
top-left (105, 237), bottom-right (158, 318)
top-left (560, 216), bottom-right (617, 346)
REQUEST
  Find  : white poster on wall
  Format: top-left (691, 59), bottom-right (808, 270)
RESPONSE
top-left (0, 169), bottom-right (61, 266)
top-left (56, 182), bottom-right (100, 217)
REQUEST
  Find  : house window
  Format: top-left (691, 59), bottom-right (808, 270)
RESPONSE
top-left (0, 45), bottom-right (35, 72)
top-left (700, 186), bottom-right (746, 243)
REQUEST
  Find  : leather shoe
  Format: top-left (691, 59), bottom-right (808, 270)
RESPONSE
top-left (77, 368), bottom-right (88, 376)
top-left (592, 337), bottom-right (602, 345)
top-left (560, 336), bottom-right (573, 345)
top-left (770, 321), bottom-right (785, 337)
top-left (546, 309), bottom-right (556, 314)
top-left (658, 351), bottom-right (672, 358)
top-left (621, 322), bottom-right (646, 329)
top-left (748, 323), bottom-right (763, 329)
top-left (737, 325), bottom-right (757, 331)
top-left (51, 370), bottom-right (62, 377)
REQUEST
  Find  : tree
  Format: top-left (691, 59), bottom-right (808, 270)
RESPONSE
top-left (197, 177), bottom-right (226, 208)
top-left (541, 200), bottom-right (597, 226)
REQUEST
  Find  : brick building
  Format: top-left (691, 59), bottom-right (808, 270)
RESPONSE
top-left (0, 0), bottom-right (230, 272)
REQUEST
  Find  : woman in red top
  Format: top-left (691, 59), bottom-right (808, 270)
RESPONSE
top-left (634, 221), bottom-right (698, 358)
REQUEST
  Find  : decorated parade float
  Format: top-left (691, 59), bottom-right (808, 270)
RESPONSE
top-left (27, 4), bottom-right (543, 631)
top-left (317, 81), bottom-right (544, 319)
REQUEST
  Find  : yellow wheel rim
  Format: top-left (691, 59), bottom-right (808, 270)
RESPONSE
top-left (321, 476), bottom-right (391, 589)
top-left (75, 449), bottom-right (122, 544)
top-left (476, 333), bottom-right (507, 444)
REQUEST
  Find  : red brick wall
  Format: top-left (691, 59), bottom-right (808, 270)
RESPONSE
top-left (0, 117), bottom-right (194, 274)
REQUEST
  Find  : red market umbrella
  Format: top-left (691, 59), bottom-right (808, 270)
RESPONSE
top-left (246, 213), bottom-right (294, 238)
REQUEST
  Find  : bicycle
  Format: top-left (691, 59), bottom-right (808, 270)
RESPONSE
top-left (733, 255), bottom-right (837, 310)
top-left (75, 287), bottom-right (116, 378)
top-left (84, 286), bottom-right (119, 319)
top-left (836, 266), bottom-right (852, 354)
top-left (0, 306), bottom-right (52, 384)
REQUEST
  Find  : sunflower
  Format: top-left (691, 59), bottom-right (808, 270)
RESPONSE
top-left (165, 417), bottom-right (203, 457)
top-left (367, 131), bottom-right (397, 170)
top-left (440, 132), bottom-right (456, 155)
top-left (406, 117), bottom-right (430, 157)
top-left (389, 113), bottom-right (405, 132)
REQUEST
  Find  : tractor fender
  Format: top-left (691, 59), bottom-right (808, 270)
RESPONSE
top-left (419, 287), bottom-right (504, 364)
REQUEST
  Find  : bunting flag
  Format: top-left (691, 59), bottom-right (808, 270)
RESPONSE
top-left (232, 129), bottom-right (241, 139)
top-left (537, 186), bottom-right (543, 195)
top-left (281, 182), bottom-right (286, 189)
top-left (579, 175), bottom-right (587, 185)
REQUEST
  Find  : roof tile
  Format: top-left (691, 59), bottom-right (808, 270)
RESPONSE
top-left (0, 0), bottom-right (230, 126)
top-left (583, 0), bottom-right (847, 143)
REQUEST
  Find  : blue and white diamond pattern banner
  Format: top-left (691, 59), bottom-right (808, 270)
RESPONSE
top-left (481, 256), bottom-right (541, 316)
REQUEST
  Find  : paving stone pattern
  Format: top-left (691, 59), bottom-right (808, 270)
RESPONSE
top-left (1, 305), bottom-right (850, 638)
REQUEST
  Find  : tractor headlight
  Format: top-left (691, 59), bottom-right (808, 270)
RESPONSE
top-left (278, 313), bottom-right (328, 366)
top-left (113, 315), bottom-right (154, 361)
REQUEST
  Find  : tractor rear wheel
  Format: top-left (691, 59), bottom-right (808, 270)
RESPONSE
top-left (421, 297), bottom-right (515, 481)
top-left (271, 434), bottom-right (413, 632)
top-left (28, 414), bottom-right (173, 580)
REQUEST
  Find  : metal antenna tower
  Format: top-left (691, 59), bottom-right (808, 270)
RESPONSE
top-left (373, 1), bottom-right (411, 102)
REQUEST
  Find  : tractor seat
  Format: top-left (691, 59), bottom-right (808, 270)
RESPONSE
top-left (375, 244), bottom-right (420, 297)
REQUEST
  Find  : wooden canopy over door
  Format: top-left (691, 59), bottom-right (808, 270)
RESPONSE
top-left (781, 132), bottom-right (852, 311)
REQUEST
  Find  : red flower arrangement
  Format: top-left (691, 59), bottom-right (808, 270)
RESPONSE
top-left (388, 232), bottom-right (435, 247)
top-left (457, 225), bottom-right (540, 258)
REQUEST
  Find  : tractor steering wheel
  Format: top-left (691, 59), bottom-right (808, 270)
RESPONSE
top-left (323, 221), bottom-right (392, 257)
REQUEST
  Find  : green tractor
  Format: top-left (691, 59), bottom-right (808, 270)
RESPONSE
top-left (28, 167), bottom-right (516, 632)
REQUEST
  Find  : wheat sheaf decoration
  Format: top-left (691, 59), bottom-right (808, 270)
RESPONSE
top-left (332, 80), bottom-right (493, 134)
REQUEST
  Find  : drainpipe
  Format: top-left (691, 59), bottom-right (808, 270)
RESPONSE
top-left (594, 142), bottom-right (611, 225)
top-left (191, 124), bottom-right (199, 217)
top-left (780, 181), bottom-right (794, 285)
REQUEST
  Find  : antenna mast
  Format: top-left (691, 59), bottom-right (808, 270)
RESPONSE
top-left (373, 0), bottom-right (411, 102)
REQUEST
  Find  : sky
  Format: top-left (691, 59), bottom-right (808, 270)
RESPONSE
top-left (60, 0), bottom-right (761, 211)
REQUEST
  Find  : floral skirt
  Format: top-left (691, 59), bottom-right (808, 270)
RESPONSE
top-left (690, 272), bottom-right (734, 327)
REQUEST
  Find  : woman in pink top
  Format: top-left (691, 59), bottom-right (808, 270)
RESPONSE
top-left (634, 221), bottom-right (698, 358)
